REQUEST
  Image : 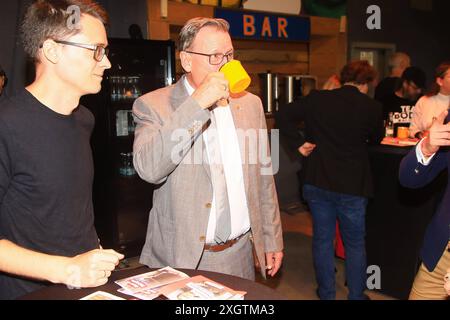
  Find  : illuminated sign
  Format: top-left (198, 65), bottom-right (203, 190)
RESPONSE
top-left (214, 8), bottom-right (310, 42)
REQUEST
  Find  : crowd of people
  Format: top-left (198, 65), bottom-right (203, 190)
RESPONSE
top-left (277, 52), bottom-right (450, 300)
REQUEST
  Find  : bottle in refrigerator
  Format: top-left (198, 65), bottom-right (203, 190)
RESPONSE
top-left (126, 153), bottom-right (136, 176)
top-left (119, 153), bottom-right (128, 176)
top-left (130, 77), bottom-right (141, 99)
top-left (385, 112), bottom-right (394, 137)
top-left (127, 111), bottom-right (136, 134)
top-left (110, 76), bottom-right (119, 101)
top-left (116, 110), bottom-right (129, 136)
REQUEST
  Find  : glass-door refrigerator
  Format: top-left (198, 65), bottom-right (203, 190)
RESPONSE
top-left (81, 38), bottom-right (176, 258)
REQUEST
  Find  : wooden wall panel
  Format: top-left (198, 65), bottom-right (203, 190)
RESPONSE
top-left (234, 40), bottom-right (309, 96)
top-left (147, 0), bottom-right (347, 94)
top-left (310, 36), bottom-right (340, 89)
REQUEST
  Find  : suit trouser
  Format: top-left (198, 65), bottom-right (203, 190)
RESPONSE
top-left (197, 232), bottom-right (255, 281)
top-left (409, 242), bottom-right (450, 300)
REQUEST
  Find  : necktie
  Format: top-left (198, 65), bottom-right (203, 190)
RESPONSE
top-left (207, 112), bottom-right (231, 244)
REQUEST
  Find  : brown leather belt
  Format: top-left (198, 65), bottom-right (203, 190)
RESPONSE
top-left (204, 232), bottom-right (249, 252)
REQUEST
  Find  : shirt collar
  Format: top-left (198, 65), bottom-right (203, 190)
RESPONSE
top-left (183, 76), bottom-right (195, 96)
top-left (437, 92), bottom-right (450, 101)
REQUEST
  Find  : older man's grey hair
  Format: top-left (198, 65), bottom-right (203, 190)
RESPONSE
top-left (389, 52), bottom-right (411, 70)
top-left (179, 17), bottom-right (230, 51)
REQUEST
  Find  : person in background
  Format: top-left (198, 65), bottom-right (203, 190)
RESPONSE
top-left (409, 62), bottom-right (450, 139)
top-left (399, 110), bottom-right (450, 299)
top-left (0, 65), bottom-right (7, 97)
top-left (379, 66), bottom-right (426, 121)
top-left (276, 60), bottom-right (384, 300)
top-left (375, 52), bottom-right (411, 101)
top-left (132, 17), bottom-right (283, 281)
top-left (0, 0), bottom-right (123, 300)
top-left (322, 74), bottom-right (341, 91)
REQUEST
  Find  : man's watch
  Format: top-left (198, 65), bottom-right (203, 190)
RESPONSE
top-left (415, 132), bottom-right (424, 139)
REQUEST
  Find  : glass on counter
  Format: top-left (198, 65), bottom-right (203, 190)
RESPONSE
top-left (397, 126), bottom-right (409, 139)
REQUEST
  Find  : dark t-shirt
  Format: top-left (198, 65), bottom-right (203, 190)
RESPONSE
top-left (0, 89), bottom-right (99, 299)
top-left (379, 92), bottom-right (415, 121)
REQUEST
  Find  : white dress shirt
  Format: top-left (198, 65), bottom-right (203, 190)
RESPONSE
top-left (415, 138), bottom-right (436, 165)
top-left (183, 77), bottom-right (251, 244)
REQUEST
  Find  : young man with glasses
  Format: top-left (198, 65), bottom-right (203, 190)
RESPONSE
top-left (132, 17), bottom-right (283, 281)
top-left (0, 0), bottom-right (123, 299)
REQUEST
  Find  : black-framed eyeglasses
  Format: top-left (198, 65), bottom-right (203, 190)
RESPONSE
top-left (53, 40), bottom-right (109, 62)
top-left (184, 50), bottom-right (234, 65)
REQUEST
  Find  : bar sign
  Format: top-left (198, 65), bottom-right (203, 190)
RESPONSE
top-left (214, 8), bottom-right (310, 42)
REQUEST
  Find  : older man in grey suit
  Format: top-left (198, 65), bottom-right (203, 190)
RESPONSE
top-left (132, 17), bottom-right (283, 280)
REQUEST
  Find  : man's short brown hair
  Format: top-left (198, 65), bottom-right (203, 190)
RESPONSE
top-left (179, 17), bottom-right (230, 51)
top-left (340, 60), bottom-right (377, 85)
top-left (21, 0), bottom-right (108, 62)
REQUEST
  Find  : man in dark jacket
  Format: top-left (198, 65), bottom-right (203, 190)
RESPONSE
top-left (276, 60), bottom-right (384, 300)
top-left (399, 110), bottom-right (450, 299)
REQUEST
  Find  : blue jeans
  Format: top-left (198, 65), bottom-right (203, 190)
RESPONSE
top-left (303, 184), bottom-right (368, 300)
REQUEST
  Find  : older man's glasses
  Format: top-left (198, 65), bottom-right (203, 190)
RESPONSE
top-left (185, 50), bottom-right (234, 65)
top-left (53, 40), bottom-right (109, 62)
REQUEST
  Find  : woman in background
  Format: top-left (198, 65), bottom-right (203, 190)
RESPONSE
top-left (409, 62), bottom-right (450, 139)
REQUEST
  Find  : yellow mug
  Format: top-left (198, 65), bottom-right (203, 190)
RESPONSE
top-left (397, 126), bottom-right (409, 139)
top-left (220, 60), bottom-right (251, 94)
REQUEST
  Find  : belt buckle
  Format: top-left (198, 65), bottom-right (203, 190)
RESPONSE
top-left (204, 231), bottom-right (249, 252)
top-left (205, 237), bottom-right (235, 252)
top-left (205, 243), bottom-right (226, 252)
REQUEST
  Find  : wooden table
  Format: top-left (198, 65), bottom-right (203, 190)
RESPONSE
top-left (19, 266), bottom-right (286, 300)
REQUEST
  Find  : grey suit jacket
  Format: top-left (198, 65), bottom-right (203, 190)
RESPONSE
top-left (132, 76), bottom-right (283, 277)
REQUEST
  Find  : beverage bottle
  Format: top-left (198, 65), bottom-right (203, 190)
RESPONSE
top-left (126, 153), bottom-right (136, 176)
top-left (385, 112), bottom-right (394, 137)
top-left (110, 76), bottom-right (119, 101)
top-left (119, 153), bottom-right (128, 176)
